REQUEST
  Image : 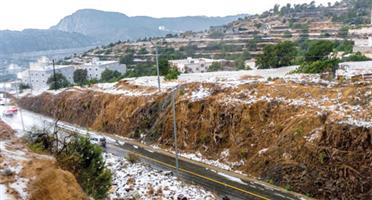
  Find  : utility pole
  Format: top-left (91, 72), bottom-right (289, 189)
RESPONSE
top-left (52, 59), bottom-right (56, 91)
top-left (172, 87), bottom-right (179, 177)
top-left (155, 45), bottom-right (161, 92)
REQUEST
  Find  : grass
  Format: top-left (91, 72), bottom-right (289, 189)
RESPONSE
top-left (28, 142), bottom-right (45, 153)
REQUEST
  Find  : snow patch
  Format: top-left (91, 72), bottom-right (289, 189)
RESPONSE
top-left (0, 184), bottom-right (12, 200)
top-left (218, 172), bottom-right (248, 186)
top-left (190, 86), bottom-right (211, 101)
top-left (105, 153), bottom-right (215, 199)
top-left (9, 178), bottom-right (28, 200)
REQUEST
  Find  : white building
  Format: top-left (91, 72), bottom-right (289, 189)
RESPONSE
top-left (78, 58), bottom-right (126, 80)
top-left (337, 61), bottom-right (372, 80)
top-left (169, 57), bottom-right (225, 73)
top-left (19, 57), bottom-right (126, 91)
top-left (19, 57), bottom-right (74, 91)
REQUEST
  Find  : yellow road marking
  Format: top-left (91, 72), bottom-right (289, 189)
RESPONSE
top-left (60, 125), bottom-right (270, 199)
top-left (119, 146), bottom-right (271, 200)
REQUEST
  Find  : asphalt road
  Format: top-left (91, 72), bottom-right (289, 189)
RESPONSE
top-left (0, 105), bottom-right (306, 200)
top-left (106, 141), bottom-right (302, 200)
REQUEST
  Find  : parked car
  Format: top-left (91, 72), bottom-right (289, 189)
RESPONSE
top-left (2, 110), bottom-right (14, 117)
top-left (8, 106), bottom-right (18, 113)
top-left (99, 137), bottom-right (107, 148)
top-left (90, 137), bottom-right (106, 148)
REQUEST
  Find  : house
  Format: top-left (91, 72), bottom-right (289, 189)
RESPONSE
top-left (18, 57), bottom-right (75, 91)
top-left (19, 57), bottom-right (126, 91)
top-left (336, 61), bottom-right (372, 81)
top-left (78, 58), bottom-right (126, 80)
top-left (169, 57), bottom-right (225, 73)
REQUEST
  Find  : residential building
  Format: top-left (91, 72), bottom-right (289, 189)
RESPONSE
top-left (19, 57), bottom-right (126, 91)
top-left (337, 61), bottom-right (372, 81)
top-left (169, 57), bottom-right (225, 73)
top-left (79, 58), bottom-right (126, 80)
top-left (18, 57), bottom-right (74, 91)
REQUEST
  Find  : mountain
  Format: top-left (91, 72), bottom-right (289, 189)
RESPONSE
top-left (0, 9), bottom-right (246, 55)
top-left (0, 29), bottom-right (95, 55)
top-left (51, 9), bottom-right (247, 42)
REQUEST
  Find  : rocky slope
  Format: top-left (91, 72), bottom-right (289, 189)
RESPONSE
top-left (0, 119), bottom-right (87, 200)
top-left (0, 29), bottom-right (94, 55)
top-left (19, 77), bottom-right (372, 199)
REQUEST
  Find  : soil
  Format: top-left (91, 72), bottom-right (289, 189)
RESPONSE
top-left (19, 80), bottom-right (372, 199)
top-left (0, 120), bottom-right (88, 200)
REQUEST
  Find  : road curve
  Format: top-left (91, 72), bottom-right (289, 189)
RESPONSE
top-left (0, 106), bottom-right (308, 200)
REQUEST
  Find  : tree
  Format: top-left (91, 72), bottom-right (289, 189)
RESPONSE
top-left (158, 58), bottom-right (170, 75)
top-left (304, 40), bottom-right (335, 62)
top-left (27, 127), bottom-right (112, 200)
top-left (138, 48), bottom-right (149, 55)
top-left (297, 58), bottom-right (339, 74)
top-left (164, 68), bottom-right (180, 80)
top-left (283, 30), bottom-right (293, 38)
top-left (58, 136), bottom-right (112, 200)
top-left (208, 62), bottom-right (222, 72)
top-left (101, 69), bottom-right (122, 82)
top-left (119, 53), bottom-right (134, 65)
top-left (273, 4), bottom-right (280, 14)
top-left (47, 73), bottom-right (70, 90)
top-left (338, 26), bottom-right (349, 39)
top-left (256, 41), bottom-right (298, 69)
top-left (343, 52), bottom-right (369, 61)
top-left (73, 69), bottom-right (88, 86)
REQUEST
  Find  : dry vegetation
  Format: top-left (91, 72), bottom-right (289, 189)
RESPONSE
top-left (0, 120), bottom-right (87, 200)
top-left (19, 80), bottom-right (372, 199)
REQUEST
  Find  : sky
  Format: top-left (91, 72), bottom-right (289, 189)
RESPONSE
top-left (0, 0), bottom-right (338, 31)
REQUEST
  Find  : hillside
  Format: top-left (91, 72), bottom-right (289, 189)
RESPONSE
top-left (68, 0), bottom-right (371, 70)
top-left (51, 9), bottom-right (247, 43)
top-left (18, 74), bottom-right (372, 199)
top-left (0, 10), bottom-right (245, 55)
top-left (0, 29), bottom-right (95, 55)
top-left (0, 119), bottom-right (88, 200)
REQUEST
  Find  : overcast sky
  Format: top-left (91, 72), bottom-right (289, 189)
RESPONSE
top-left (0, 0), bottom-right (338, 31)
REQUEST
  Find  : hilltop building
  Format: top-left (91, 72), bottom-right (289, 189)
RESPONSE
top-left (169, 57), bottom-right (226, 73)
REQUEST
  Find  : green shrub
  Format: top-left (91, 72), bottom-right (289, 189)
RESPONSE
top-left (58, 136), bottom-right (112, 200)
top-left (297, 59), bottom-right (339, 74)
top-left (101, 69), bottom-right (122, 82)
top-left (28, 142), bottom-right (45, 153)
top-left (164, 68), bottom-right (180, 80)
top-left (47, 73), bottom-right (70, 90)
top-left (343, 52), bottom-right (369, 62)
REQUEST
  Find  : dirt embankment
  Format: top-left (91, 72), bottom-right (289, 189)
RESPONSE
top-left (0, 120), bottom-right (87, 200)
top-left (19, 81), bottom-right (372, 199)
